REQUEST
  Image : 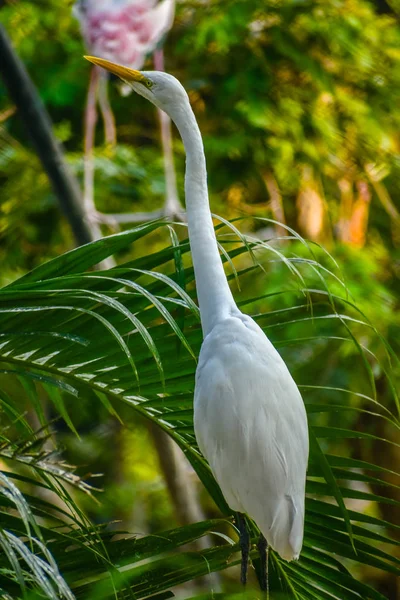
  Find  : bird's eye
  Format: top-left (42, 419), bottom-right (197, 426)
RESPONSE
top-left (145, 79), bottom-right (153, 88)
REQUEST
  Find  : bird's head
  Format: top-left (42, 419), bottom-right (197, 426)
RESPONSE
top-left (84, 56), bottom-right (188, 117)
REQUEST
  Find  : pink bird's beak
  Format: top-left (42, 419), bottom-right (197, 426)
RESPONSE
top-left (84, 56), bottom-right (147, 84)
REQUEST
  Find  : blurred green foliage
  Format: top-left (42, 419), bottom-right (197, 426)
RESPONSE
top-left (1, 0), bottom-right (400, 267)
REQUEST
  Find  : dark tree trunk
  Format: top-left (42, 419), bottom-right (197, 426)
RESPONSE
top-left (0, 24), bottom-right (97, 247)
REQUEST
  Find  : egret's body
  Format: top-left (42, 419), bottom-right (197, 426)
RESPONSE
top-left (85, 57), bottom-right (309, 570)
top-left (195, 314), bottom-right (308, 560)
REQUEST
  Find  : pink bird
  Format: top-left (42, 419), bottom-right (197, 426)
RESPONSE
top-left (73, 0), bottom-right (181, 223)
top-left (75, 0), bottom-right (174, 69)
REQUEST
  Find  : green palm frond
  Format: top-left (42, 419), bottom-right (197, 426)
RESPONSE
top-left (0, 469), bottom-right (75, 600)
top-left (0, 220), bottom-right (398, 599)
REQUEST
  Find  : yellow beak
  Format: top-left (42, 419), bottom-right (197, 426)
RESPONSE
top-left (84, 56), bottom-right (147, 84)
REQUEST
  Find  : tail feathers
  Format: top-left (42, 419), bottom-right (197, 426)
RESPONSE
top-left (267, 495), bottom-right (304, 561)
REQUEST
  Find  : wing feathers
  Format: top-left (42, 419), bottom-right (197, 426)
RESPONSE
top-left (194, 315), bottom-right (308, 561)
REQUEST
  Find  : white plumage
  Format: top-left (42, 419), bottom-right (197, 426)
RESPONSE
top-left (83, 57), bottom-right (309, 569)
top-left (194, 313), bottom-right (308, 560)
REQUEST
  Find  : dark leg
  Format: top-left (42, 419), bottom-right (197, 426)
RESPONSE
top-left (257, 534), bottom-right (268, 592)
top-left (236, 513), bottom-right (250, 586)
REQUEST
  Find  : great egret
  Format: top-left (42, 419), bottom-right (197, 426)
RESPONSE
top-left (74, 0), bottom-right (181, 222)
top-left (84, 55), bottom-right (309, 586)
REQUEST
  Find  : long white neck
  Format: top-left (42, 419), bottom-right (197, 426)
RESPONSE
top-left (169, 100), bottom-right (238, 337)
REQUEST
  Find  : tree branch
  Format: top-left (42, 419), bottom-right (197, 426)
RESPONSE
top-left (0, 24), bottom-right (97, 247)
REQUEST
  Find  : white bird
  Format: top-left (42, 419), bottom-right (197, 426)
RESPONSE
top-left (84, 55), bottom-right (309, 587)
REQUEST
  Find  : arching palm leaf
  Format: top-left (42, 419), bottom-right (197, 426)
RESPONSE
top-left (0, 221), bottom-right (398, 599)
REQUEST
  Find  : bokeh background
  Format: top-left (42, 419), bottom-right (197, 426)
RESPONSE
top-left (1, 0), bottom-right (400, 598)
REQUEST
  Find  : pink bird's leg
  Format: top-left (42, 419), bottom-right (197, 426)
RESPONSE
top-left (154, 48), bottom-right (183, 220)
top-left (83, 65), bottom-right (100, 218)
top-left (98, 73), bottom-right (116, 147)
